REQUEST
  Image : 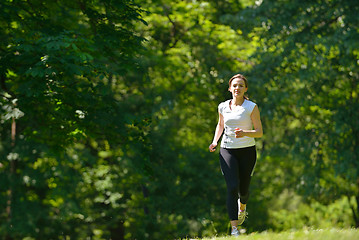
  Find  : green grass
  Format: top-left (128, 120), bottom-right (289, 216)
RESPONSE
top-left (199, 228), bottom-right (359, 240)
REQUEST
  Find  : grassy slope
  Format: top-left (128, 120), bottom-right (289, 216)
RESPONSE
top-left (200, 228), bottom-right (359, 240)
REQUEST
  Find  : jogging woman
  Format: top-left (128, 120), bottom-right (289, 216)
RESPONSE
top-left (209, 74), bottom-right (263, 236)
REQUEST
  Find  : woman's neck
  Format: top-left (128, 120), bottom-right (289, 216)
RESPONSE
top-left (232, 97), bottom-right (245, 106)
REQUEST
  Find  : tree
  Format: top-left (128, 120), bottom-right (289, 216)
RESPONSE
top-left (226, 0), bottom-right (359, 226)
top-left (132, 0), bottom-right (263, 237)
top-left (0, 0), bottom-right (148, 239)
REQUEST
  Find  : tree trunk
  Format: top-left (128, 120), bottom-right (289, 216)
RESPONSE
top-left (356, 178), bottom-right (359, 228)
top-left (6, 117), bottom-right (16, 240)
top-left (110, 220), bottom-right (125, 240)
top-left (349, 179), bottom-right (359, 228)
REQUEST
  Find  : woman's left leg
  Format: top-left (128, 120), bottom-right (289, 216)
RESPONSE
top-left (236, 146), bottom-right (257, 209)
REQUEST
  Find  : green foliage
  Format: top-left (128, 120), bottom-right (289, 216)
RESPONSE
top-left (131, 0), bottom-right (260, 238)
top-left (231, 0), bottom-right (359, 217)
top-left (268, 191), bottom-right (355, 231)
top-left (1, 0), bottom-right (358, 239)
top-left (0, 0), bottom-right (148, 239)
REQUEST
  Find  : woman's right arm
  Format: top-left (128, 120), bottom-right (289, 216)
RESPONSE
top-left (209, 112), bottom-right (224, 152)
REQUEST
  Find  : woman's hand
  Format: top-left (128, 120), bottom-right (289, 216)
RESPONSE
top-left (209, 143), bottom-right (217, 152)
top-left (235, 128), bottom-right (245, 138)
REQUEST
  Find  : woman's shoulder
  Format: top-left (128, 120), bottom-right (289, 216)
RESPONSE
top-left (218, 99), bottom-right (231, 107)
top-left (244, 99), bottom-right (257, 112)
top-left (218, 100), bottom-right (230, 113)
top-left (245, 99), bottom-right (256, 105)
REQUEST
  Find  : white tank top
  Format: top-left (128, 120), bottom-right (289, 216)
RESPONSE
top-left (218, 99), bottom-right (256, 149)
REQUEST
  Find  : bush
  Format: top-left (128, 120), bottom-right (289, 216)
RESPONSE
top-left (268, 191), bottom-right (355, 231)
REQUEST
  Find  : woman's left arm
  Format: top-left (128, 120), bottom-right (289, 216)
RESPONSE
top-left (235, 105), bottom-right (263, 138)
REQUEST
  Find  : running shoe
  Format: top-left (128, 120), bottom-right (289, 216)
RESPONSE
top-left (231, 226), bottom-right (240, 236)
top-left (238, 210), bottom-right (248, 225)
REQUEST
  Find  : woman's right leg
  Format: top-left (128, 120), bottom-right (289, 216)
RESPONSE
top-left (219, 148), bottom-right (239, 221)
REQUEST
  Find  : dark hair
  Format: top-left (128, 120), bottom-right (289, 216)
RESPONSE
top-left (228, 74), bottom-right (249, 100)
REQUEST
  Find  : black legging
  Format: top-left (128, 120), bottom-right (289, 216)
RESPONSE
top-left (219, 146), bottom-right (257, 220)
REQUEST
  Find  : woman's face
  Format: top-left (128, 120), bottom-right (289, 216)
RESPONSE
top-left (229, 78), bottom-right (247, 98)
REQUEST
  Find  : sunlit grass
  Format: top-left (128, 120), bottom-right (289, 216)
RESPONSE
top-left (198, 228), bottom-right (359, 240)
